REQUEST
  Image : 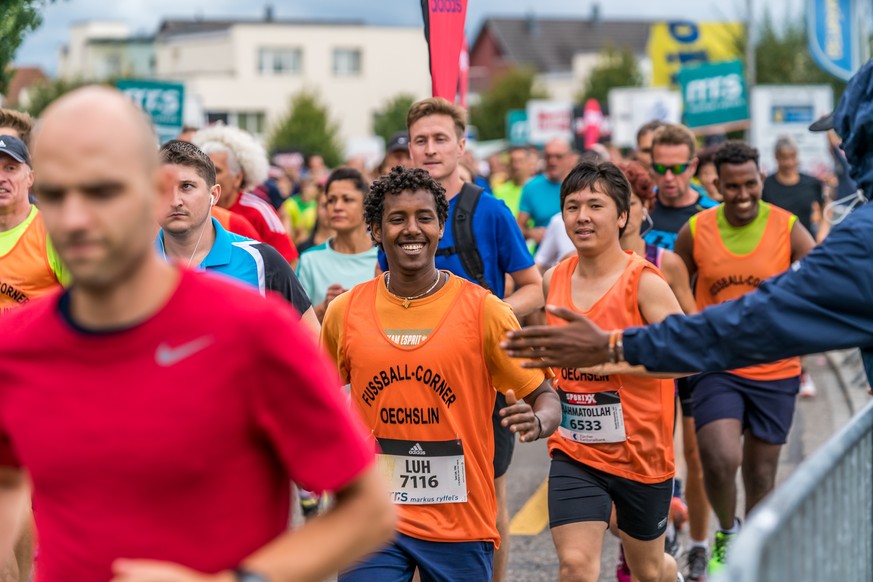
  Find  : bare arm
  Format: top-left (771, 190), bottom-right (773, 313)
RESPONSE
top-left (299, 306), bottom-right (321, 335)
top-left (0, 468), bottom-right (27, 570)
top-left (517, 212), bottom-right (545, 243)
top-left (112, 466), bottom-right (396, 582)
top-left (660, 251), bottom-right (697, 315)
top-left (504, 265), bottom-right (544, 317)
top-left (672, 223), bottom-right (696, 278)
top-left (790, 220), bottom-right (816, 262)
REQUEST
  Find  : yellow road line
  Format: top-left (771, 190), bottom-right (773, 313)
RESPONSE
top-left (509, 478), bottom-right (549, 536)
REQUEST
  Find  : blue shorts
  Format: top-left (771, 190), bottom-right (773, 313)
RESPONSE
top-left (338, 532), bottom-right (494, 582)
top-left (689, 372), bottom-right (800, 445)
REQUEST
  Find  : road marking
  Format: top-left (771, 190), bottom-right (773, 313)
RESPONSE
top-left (509, 478), bottom-right (549, 536)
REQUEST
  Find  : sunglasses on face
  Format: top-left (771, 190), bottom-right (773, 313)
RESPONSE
top-left (652, 162), bottom-right (692, 175)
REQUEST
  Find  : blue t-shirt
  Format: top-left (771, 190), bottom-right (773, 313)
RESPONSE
top-left (157, 218), bottom-right (311, 315)
top-left (377, 191), bottom-right (533, 299)
top-left (643, 189), bottom-right (719, 251)
top-left (519, 174), bottom-right (562, 227)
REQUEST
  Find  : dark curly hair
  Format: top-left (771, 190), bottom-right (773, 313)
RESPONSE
top-left (713, 140), bottom-right (760, 174)
top-left (365, 166), bottom-right (449, 245)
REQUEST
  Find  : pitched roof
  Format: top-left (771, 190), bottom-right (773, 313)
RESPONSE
top-left (157, 17), bottom-right (364, 39)
top-left (478, 17), bottom-right (651, 73)
top-left (4, 67), bottom-right (49, 107)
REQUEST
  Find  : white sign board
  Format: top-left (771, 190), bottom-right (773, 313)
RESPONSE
top-left (750, 85), bottom-right (834, 176)
top-left (526, 100), bottom-right (573, 146)
top-left (608, 88), bottom-right (682, 148)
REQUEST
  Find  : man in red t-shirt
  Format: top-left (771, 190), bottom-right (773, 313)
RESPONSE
top-left (0, 86), bottom-right (394, 582)
top-left (193, 125), bottom-right (299, 266)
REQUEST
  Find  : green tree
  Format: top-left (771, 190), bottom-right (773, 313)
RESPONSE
top-left (268, 91), bottom-right (343, 167)
top-left (373, 93), bottom-right (415, 143)
top-left (23, 78), bottom-right (93, 117)
top-left (0, 0), bottom-right (50, 95)
top-left (470, 68), bottom-right (548, 141)
top-left (577, 45), bottom-right (643, 107)
top-left (735, 11), bottom-right (846, 99)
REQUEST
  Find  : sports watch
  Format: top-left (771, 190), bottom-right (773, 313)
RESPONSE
top-left (233, 568), bottom-right (269, 582)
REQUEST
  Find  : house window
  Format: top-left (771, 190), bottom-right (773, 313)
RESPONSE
top-left (206, 112), bottom-right (229, 125)
top-left (236, 112), bottom-right (266, 135)
top-left (258, 47), bottom-right (303, 75)
top-left (332, 48), bottom-right (362, 76)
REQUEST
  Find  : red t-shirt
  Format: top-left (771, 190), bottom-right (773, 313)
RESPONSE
top-left (230, 192), bottom-right (299, 263)
top-left (0, 269), bottom-right (372, 582)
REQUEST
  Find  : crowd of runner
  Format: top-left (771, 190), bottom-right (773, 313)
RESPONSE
top-left (0, 82), bottom-right (850, 582)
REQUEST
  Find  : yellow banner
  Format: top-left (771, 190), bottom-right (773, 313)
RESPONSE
top-left (648, 21), bottom-right (745, 87)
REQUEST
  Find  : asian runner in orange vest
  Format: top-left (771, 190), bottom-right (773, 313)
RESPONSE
top-left (671, 141), bottom-right (815, 574)
top-left (321, 166), bottom-right (561, 582)
top-left (541, 160), bottom-right (685, 582)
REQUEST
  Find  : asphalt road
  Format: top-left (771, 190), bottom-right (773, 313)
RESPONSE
top-left (503, 353), bottom-right (871, 581)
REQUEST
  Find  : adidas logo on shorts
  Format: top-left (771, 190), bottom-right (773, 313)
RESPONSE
top-left (408, 443), bottom-right (426, 455)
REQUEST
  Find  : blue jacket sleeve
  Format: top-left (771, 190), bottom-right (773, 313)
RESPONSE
top-left (623, 202), bottom-right (873, 373)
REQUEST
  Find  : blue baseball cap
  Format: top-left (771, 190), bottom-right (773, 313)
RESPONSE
top-left (0, 135), bottom-right (30, 166)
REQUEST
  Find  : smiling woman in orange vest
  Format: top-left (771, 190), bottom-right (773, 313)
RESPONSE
top-left (321, 166), bottom-right (561, 582)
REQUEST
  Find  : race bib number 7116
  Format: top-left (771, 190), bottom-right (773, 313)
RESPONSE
top-left (375, 438), bottom-right (467, 505)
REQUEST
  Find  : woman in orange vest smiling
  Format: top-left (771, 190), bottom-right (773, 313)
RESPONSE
top-left (321, 166), bottom-right (560, 582)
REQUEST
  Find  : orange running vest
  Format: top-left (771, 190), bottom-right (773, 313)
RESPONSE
top-left (0, 212), bottom-right (61, 315)
top-left (692, 206), bottom-right (801, 381)
top-left (547, 252), bottom-right (675, 484)
top-left (342, 276), bottom-right (502, 546)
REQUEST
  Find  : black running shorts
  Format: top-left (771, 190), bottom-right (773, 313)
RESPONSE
top-left (548, 451), bottom-right (673, 541)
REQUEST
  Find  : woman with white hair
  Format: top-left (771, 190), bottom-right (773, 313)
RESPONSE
top-left (194, 125), bottom-right (299, 265)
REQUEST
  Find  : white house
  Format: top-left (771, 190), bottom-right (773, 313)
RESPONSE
top-left (153, 13), bottom-right (431, 142)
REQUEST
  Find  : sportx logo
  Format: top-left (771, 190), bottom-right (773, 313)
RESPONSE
top-left (565, 393), bottom-right (598, 405)
top-left (408, 443), bottom-right (426, 455)
top-left (431, 0), bottom-right (463, 13)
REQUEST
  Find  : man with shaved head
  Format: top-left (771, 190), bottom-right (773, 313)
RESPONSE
top-left (0, 87), bottom-right (394, 582)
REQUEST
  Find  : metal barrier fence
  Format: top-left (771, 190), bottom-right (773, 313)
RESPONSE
top-left (716, 398), bottom-right (873, 581)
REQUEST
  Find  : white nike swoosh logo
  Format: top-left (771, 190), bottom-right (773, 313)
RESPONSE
top-left (155, 336), bottom-right (215, 367)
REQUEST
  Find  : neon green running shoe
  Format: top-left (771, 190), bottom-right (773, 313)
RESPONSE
top-left (707, 529), bottom-right (737, 574)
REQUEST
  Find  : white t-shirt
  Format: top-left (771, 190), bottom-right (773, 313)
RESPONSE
top-left (534, 213), bottom-right (575, 270)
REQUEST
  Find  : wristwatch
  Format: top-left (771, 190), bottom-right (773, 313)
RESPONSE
top-left (233, 567), bottom-right (269, 582)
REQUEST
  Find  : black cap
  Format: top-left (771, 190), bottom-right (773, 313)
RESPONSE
top-left (387, 131), bottom-right (410, 153)
top-left (809, 112), bottom-right (835, 132)
top-left (0, 135), bottom-right (30, 166)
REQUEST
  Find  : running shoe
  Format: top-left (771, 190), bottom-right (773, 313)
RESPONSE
top-left (616, 543), bottom-right (632, 582)
top-left (799, 373), bottom-right (817, 398)
top-left (707, 530), bottom-right (737, 575)
top-left (665, 522), bottom-right (681, 558)
top-left (686, 546), bottom-right (708, 580)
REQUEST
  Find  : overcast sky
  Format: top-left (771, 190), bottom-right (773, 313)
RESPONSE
top-left (16, 0), bottom-right (800, 73)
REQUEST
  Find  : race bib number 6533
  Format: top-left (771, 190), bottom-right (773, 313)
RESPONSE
top-left (558, 389), bottom-right (626, 443)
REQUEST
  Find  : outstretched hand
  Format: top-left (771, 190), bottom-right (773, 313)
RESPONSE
top-left (501, 305), bottom-right (612, 369)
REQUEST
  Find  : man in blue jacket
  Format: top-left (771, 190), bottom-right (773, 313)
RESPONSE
top-left (502, 59), bottom-right (873, 394)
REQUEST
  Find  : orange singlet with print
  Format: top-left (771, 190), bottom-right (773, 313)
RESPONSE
top-left (0, 212), bottom-right (61, 314)
top-left (327, 274), bottom-right (544, 546)
top-left (692, 205), bottom-right (801, 381)
top-left (546, 252), bottom-right (675, 484)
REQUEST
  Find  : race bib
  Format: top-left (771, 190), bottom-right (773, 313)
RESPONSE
top-left (375, 438), bottom-right (467, 505)
top-left (557, 389), bottom-right (626, 443)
